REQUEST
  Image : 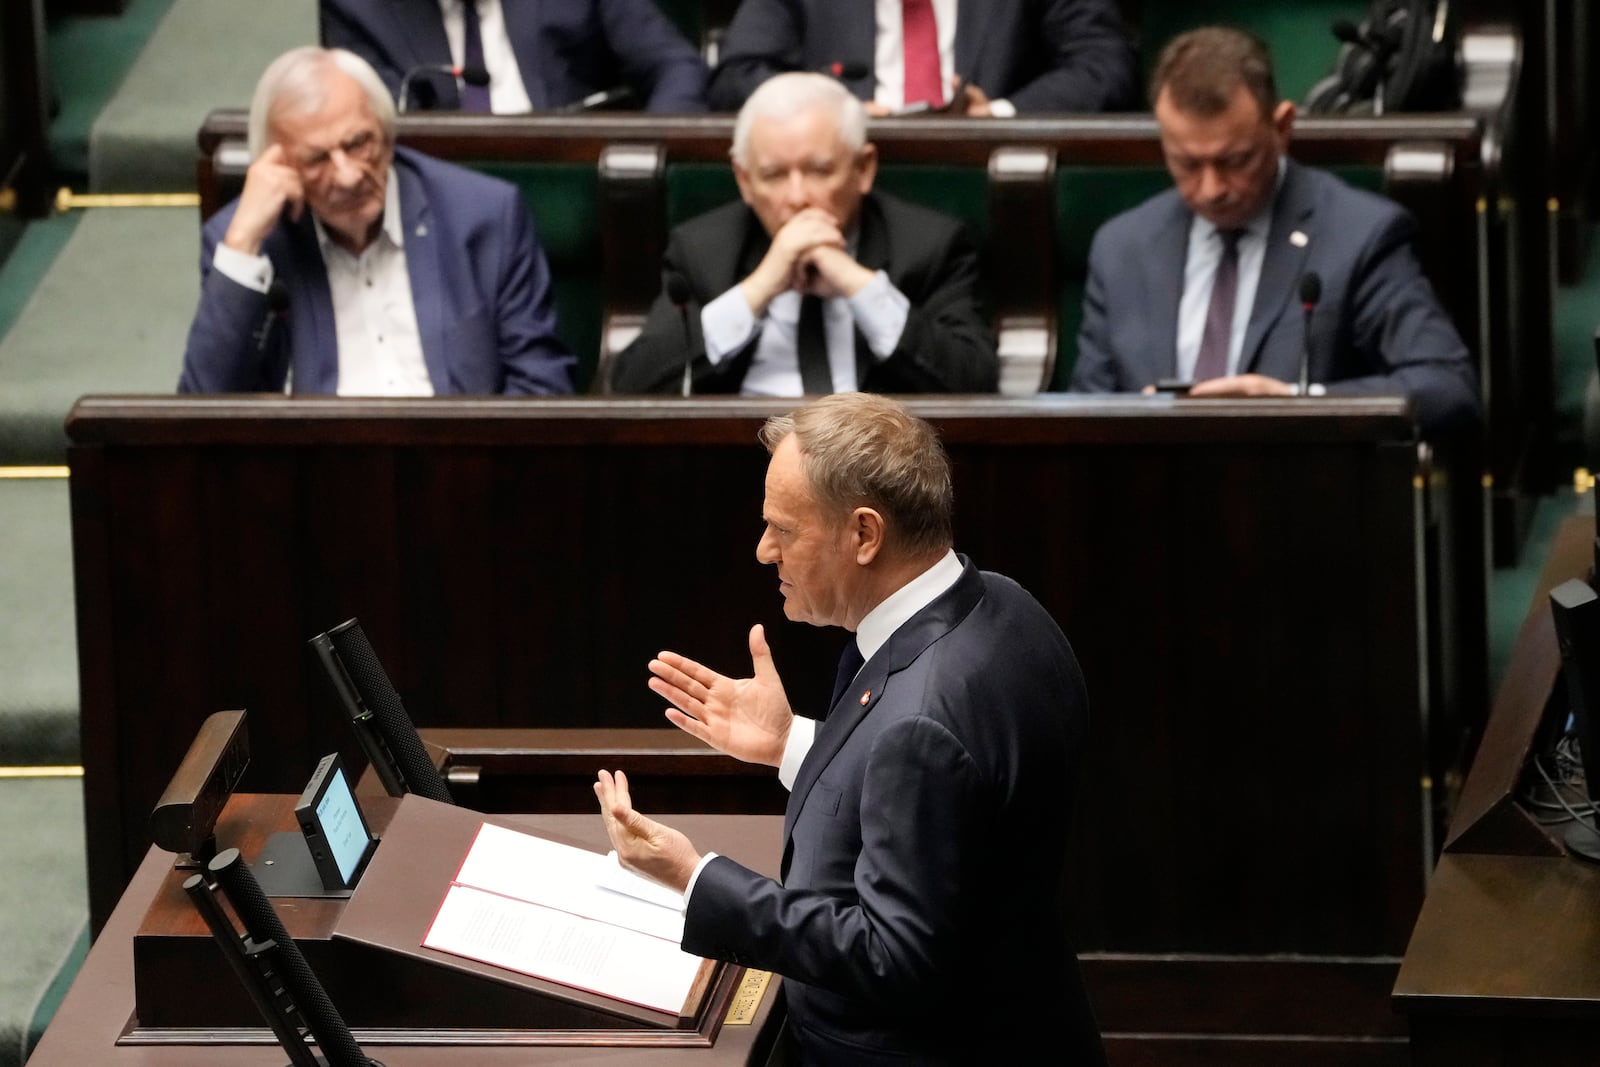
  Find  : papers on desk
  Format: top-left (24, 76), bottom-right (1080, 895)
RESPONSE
top-left (422, 823), bottom-right (703, 1014)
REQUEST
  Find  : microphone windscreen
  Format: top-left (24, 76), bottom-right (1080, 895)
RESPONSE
top-left (825, 60), bottom-right (869, 81)
top-left (459, 64), bottom-right (491, 87)
top-left (1300, 272), bottom-right (1323, 306)
top-left (266, 280), bottom-right (290, 315)
top-left (665, 272), bottom-right (692, 307)
top-left (1331, 19), bottom-right (1364, 45)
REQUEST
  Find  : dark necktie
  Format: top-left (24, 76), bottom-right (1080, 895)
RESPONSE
top-left (828, 639), bottom-right (866, 711)
top-left (1193, 228), bottom-right (1243, 382)
top-left (902, 0), bottom-right (944, 107)
top-left (459, 1), bottom-right (492, 112)
top-left (797, 294), bottom-right (833, 395)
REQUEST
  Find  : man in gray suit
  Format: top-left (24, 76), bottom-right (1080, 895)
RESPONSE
top-left (1070, 27), bottom-right (1479, 436)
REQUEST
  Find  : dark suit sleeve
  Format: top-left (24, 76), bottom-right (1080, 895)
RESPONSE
top-left (1323, 211), bottom-right (1480, 434)
top-left (706, 0), bottom-right (805, 111)
top-left (178, 212), bottom-right (287, 394)
top-left (999, 0), bottom-right (1136, 113)
top-left (868, 224), bottom-right (997, 393)
top-left (320, 0), bottom-right (406, 99)
top-left (684, 716), bottom-right (983, 1009)
top-left (1068, 228), bottom-right (1122, 392)
top-left (597, 0), bottom-right (709, 111)
top-left (493, 192), bottom-right (577, 395)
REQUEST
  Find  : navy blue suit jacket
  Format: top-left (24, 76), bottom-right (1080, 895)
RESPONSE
top-left (179, 146), bottom-right (574, 395)
top-left (683, 559), bottom-right (1104, 1065)
top-left (1070, 159), bottom-right (1480, 436)
top-left (707, 0), bottom-right (1135, 113)
top-left (321, 0), bottom-right (707, 111)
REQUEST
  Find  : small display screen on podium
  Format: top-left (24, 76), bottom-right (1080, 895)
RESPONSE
top-left (296, 754), bottom-right (378, 891)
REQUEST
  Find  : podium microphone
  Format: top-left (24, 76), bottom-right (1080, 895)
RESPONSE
top-left (1298, 272), bottom-right (1322, 398)
top-left (665, 271), bottom-right (694, 398)
top-left (397, 63), bottom-right (490, 113)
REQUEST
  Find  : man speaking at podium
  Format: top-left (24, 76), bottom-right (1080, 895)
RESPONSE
top-left (595, 394), bottom-right (1103, 1064)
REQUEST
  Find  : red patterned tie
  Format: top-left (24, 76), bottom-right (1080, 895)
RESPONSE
top-left (902, 0), bottom-right (943, 108)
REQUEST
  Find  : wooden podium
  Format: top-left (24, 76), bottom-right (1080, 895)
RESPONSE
top-left (31, 793), bottom-right (786, 1065)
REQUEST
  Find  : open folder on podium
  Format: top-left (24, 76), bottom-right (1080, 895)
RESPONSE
top-left (334, 794), bottom-right (725, 1029)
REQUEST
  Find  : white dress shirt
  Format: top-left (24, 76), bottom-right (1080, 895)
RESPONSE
top-left (211, 169), bottom-right (432, 396)
top-left (1174, 160), bottom-right (1285, 380)
top-left (439, 0), bottom-right (534, 114)
top-left (700, 269), bottom-right (910, 396)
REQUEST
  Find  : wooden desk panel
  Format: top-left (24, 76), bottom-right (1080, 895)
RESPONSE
top-left (68, 396), bottom-right (1450, 1058)
top-left (29, 793), bottom-right (785, 1064)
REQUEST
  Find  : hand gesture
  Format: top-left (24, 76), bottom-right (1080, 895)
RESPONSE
top-left (593, 769), bottom-right (700, 893)
top-left (223, 144), bottom-right (304, 256)
top-left (740, 208), bottom-right (846, 316)
top-left (651, 624), bottom-right (793, 767)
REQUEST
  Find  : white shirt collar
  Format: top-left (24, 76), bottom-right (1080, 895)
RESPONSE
top-left (854, 549), bottom-right (964, 662)
top-left (313, 166), bottom-right (404, 259)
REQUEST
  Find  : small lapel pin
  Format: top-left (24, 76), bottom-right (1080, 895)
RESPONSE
top-left (1290, 230), bottom-right (1309, 248)
top-left (860, 690), bottom-right (871, 705)
top-left (415, 224), bottom-right (428, 237)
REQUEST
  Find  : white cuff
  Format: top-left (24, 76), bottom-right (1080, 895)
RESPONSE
top-left (1290, 382), bottom-right (1327, 397)
top-left (683, 851), bottom-right (720, 905)
top-left (701, 286), bottom-right (760, 365)
top-left (846, 271), bottom-right (909, 360)
top-left (777, 716), bottom-right (816, 791)
top-left (987, 98), bottom-right (1017, 118)
top-left (212, 243), bottom-right (273, 294)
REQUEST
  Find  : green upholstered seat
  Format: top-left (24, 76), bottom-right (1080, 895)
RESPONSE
top-left (1134, 1), bottom-right (1371, 103)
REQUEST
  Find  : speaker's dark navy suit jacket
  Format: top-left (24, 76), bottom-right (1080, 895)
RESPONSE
top-left (707, 0), bottom-right (1135, 113)
top-left (682, 558), bottom-right (1105, 1065)
top-left (321, 0), bottom-right (708, 111)
top-left (179, 146), bottom-right (574, 395)
top-left (1070, 159), bottom-right (1480, 435)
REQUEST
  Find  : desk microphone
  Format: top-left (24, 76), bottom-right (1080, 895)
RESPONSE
top-left (1298, 272), bottom-right (1322, 398)
top-left (252, 281), bottom-right (290, 357)
top-left (665, 271), bottom-right (694, 397)
top-left (397, 63), bottom-right (490, 113)
top-left (819, 60), bottom-right (869, 81)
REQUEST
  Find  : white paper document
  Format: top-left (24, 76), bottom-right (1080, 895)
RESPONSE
top-left (422, 822), bottom-right (704, 1014)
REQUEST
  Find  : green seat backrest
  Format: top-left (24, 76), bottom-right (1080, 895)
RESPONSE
top-left (1052, 161), bottom-right (1384, 389)
top-left (1136, 1), bottom-right (1370, 103)
top-left (478, 162), bottom-right (603, 390)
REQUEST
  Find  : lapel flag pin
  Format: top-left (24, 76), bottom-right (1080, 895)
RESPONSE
top-left (860, 690), bottom-right (871, 705)
top-left (1290, 230), bottom-right (1309, 247)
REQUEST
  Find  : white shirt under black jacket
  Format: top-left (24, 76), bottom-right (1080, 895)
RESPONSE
top-left (211, 168), bottom-right (433, 396)
top-left (699, 233), bottom-right (911, 397)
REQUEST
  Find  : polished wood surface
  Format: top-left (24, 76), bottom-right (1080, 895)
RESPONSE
top-left (30, 792), bottom-right (786, 1064)
top-left (1396, 514), bottom-right (1600, 1064)
top-left (67, 395), bottom-right (1457, 1060)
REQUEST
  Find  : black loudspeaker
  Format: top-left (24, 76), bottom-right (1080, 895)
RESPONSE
top-left (308, 619), bottom-right (454, 805)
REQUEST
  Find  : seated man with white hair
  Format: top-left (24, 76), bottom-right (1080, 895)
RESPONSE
top-left (180, 46), bottom-right (575, 395)
top-left (609, 71), bottom-right (996, 395)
